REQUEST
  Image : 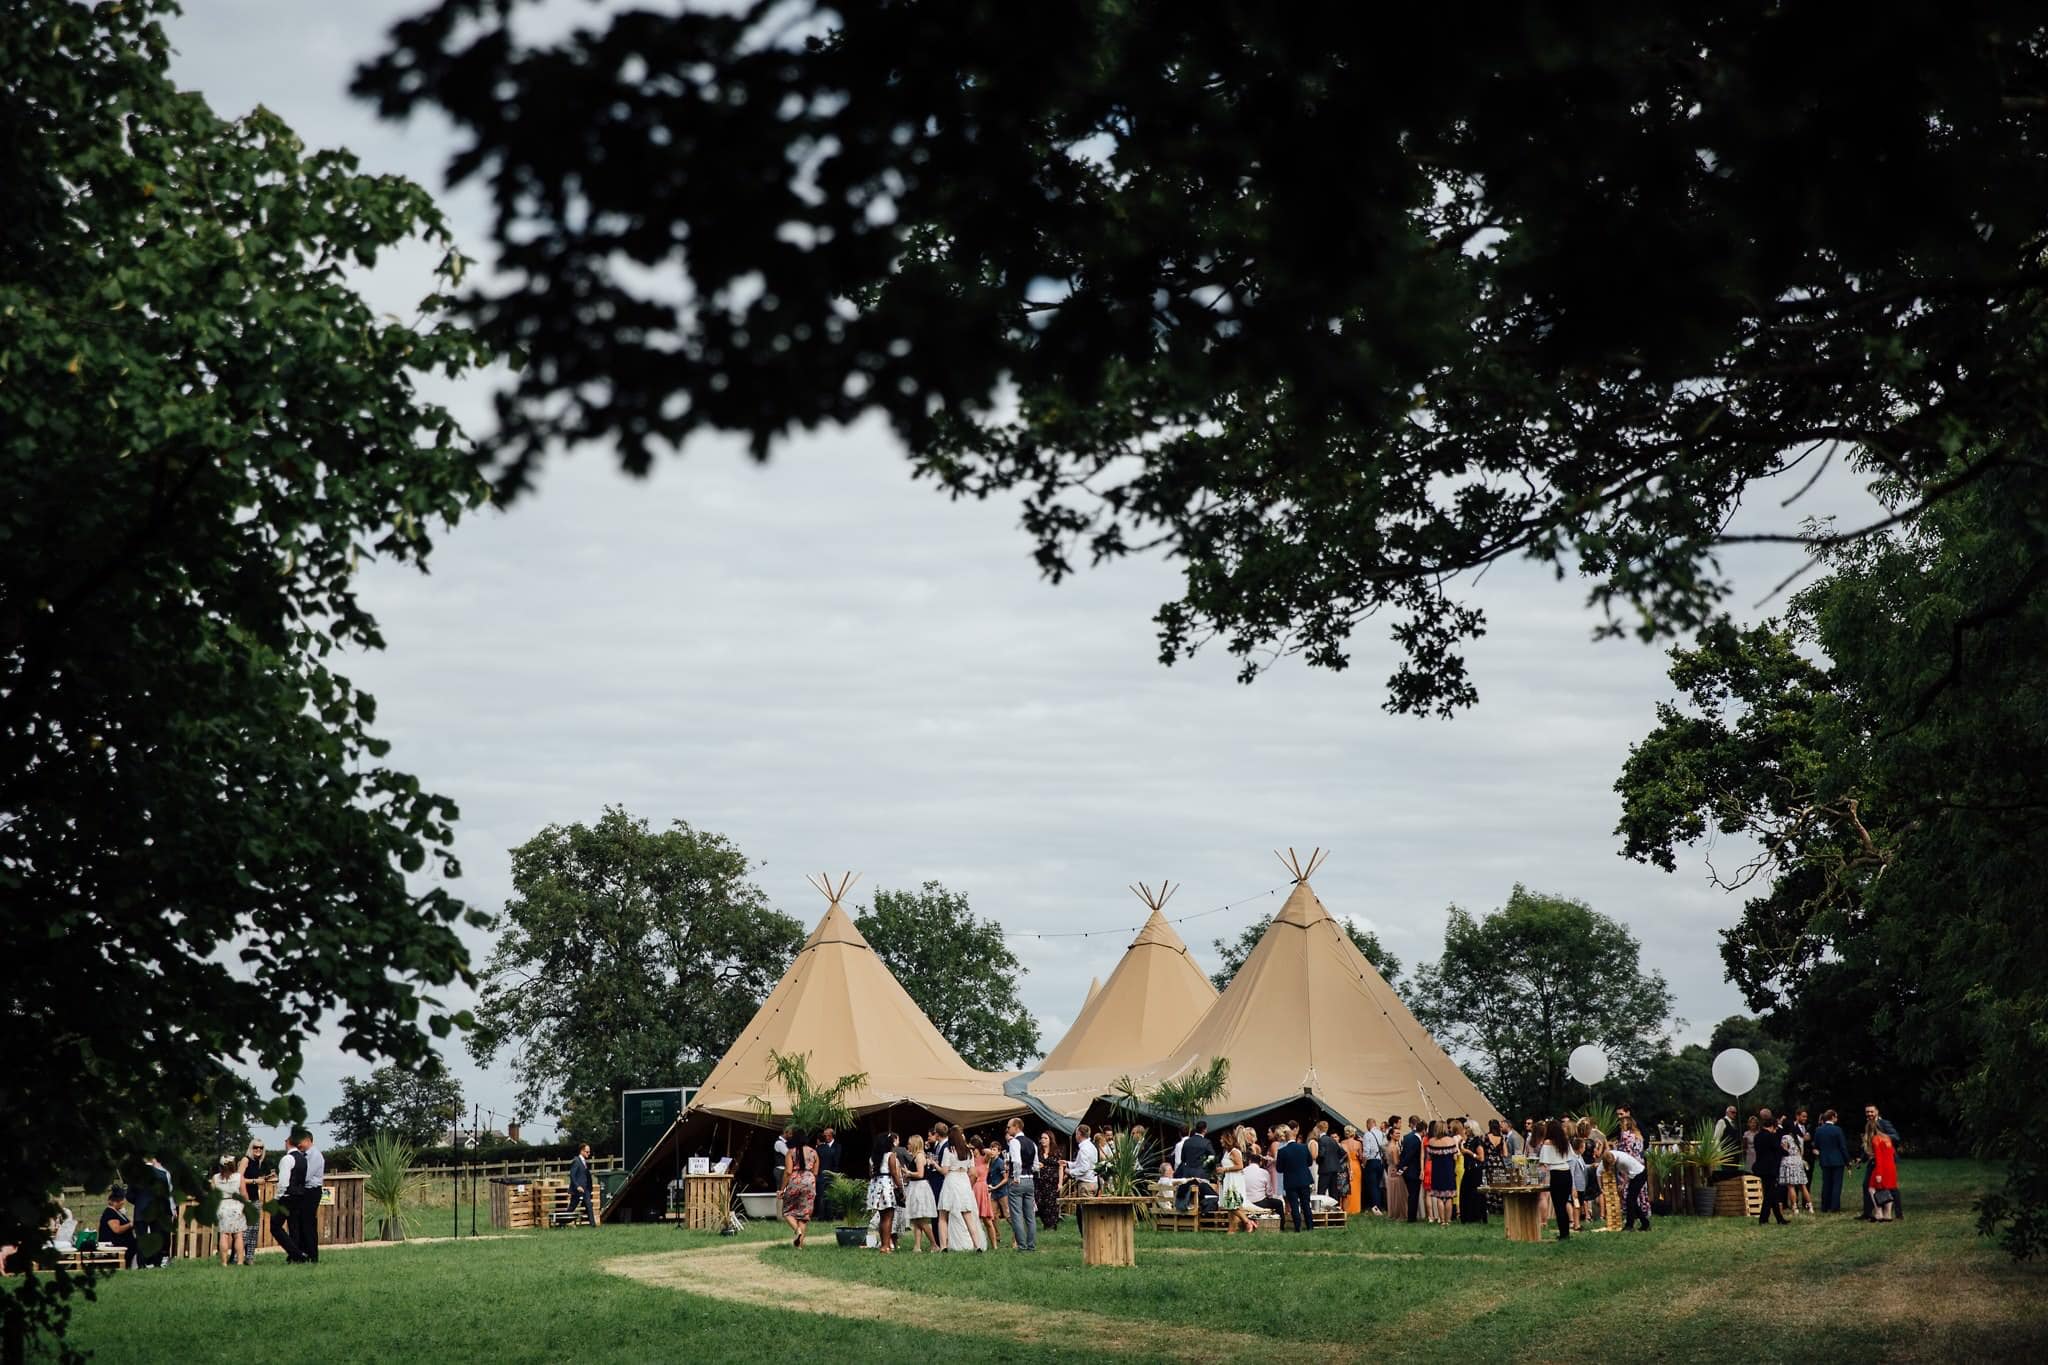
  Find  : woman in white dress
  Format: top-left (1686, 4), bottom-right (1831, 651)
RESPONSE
top-left (901, 1135), bottom-right (939, 1251)
top-left (937, 1139), bottom-right (986, 1251)
top-left (212, 1157), bottom-right (249, 1265)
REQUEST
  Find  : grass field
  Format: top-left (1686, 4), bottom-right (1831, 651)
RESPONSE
top-left (56, 1159), bottom-right (2047, 1363)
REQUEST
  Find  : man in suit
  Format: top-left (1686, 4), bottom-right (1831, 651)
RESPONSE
top-left (1274, 1125), bottom-right (1314, 1231)
top-left (1859, 1104), bottom-right (1904, 1221)
top-left (1398, 1115), bottom-right (1424, 1222)
top-left (1713, 1104), bottom-right (1741, 1180)
top-left (291, 1130), bottom-right (326, 1263)
top-left (1753, 1109), bottom-right (1788, 1225)
top-left (1812, 1109), bottom-right (1850, 1212)
top-left (815, 1127), bottom-right (842, 1176)
top-left (567, 1142), bottom-right (595, 1225)
top-left (1173, 1121), bottom-right (1216, 1212)
top-left (134, 1156), bottom-right (174, 1267)
top-left (271, 1137), bottom-right (305, 1262)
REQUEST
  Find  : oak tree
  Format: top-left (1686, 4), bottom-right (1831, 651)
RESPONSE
top-left (468, 809), bottom-right (804, 1146)
top-left (3, 1), bottom-right (491, 1353)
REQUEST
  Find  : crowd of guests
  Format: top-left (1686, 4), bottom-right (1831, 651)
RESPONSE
top-left (769, 1098), bottom-right (1909, 1250)
top-left (6, 1131), bottom-right (329, 1274)
top-left (1711, 1102), bottom-right (1904, 1224)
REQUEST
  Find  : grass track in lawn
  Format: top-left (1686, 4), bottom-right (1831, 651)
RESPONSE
top-left (53, 1159), bottom-right (2047, 1363)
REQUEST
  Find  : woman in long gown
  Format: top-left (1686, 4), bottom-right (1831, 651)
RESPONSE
top-left (1459, 1121), bottom-right (1488, 1224)
top-left (1341, 1126), bottom-right (1364, 1216)
top-left (1383, 1118), bottom-right (1407, 1221)
top-left (1482, 1120), bottom-right (1509, 1215)
top-left (1036, 1130), bottom-right (1063, 1232)
top-left (937, 1139), bottom-right (985, 1250)
top-left (971, 1139), bottom-right (1002, 1249)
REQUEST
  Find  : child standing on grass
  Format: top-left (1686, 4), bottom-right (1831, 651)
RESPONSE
top-left (979, 1139), bottom-right (1005, 1249)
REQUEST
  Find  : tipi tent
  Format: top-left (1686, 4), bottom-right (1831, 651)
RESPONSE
top-left (1037, 882), bottom-right (1217, 1072)
top-left (607, 873), bottom-right (1022, 1218)
top-left (1083, 977), bottom-right (1102, 1008)
top-left (1023, 851), bottom-right (1499, 1131)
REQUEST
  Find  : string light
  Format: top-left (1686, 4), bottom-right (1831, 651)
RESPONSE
top-left (1009, 885), bottom-right (1285, 940)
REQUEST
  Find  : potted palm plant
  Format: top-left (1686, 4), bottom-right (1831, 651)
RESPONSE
top-left (359, 1132), bottom-right (419, 1242)
top-left (828, 1173), bottom-right (872, 1247)
top-left (1683, 1118), bottom-right (1736, 1216)
top-left (1081, 1059), bottom-right (1232, 1265)
top-left (1643, 1145), bottom-right (1684, 1216)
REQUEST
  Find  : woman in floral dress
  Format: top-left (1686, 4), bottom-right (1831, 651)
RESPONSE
top-left (779, 1131), bottom-right (819, 1247)
top-left (1618, 1116), bottom-right (1651, 1225)
top-left (865, 1132), bottom-right (899, 1253)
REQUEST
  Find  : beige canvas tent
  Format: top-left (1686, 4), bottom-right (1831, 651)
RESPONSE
top-left (607, 874), bottom-right (1022, 1218)
top-left (1023, 851), bottom-right (1500, 1131)
top-left (1037, 882), bottom-right (1218, 1072)
top-left (1083, 976), bottom-right (1102, 1008)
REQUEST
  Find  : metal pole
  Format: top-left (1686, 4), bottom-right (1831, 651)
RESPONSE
top-left (471, 1104), bottom-right (480, 1237)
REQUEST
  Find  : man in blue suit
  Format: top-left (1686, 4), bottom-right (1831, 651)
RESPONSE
top-left (1398, 1116), bottom-right (1424, 1223)
top-left (1811, 1110), bottom-right (1850, 1212)
top-left (567, 1142), bottom-right (594, 1225)
top-left (1274, 1125), bottom-right (1315, 1232)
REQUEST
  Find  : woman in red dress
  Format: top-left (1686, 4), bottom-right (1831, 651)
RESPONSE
top-left (1866, 1120), bottom-right (1900, 1221)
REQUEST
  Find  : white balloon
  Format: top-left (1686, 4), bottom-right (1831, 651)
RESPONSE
top-left (1567, 1043), bottom-right (1609, 1087)
top-left (1712, 1047), bottom-right (1760, 1097)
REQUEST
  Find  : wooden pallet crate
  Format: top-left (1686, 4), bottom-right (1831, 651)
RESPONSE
top-left (1713, 1175), bottom-right (1764, 1216)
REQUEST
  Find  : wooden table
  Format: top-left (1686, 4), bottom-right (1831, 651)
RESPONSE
top-left (679, 1174), bottom-right (734, 1232)
top-left (1495, 1186), bottom-right (1549, 1243)
top-left (1068, 1196), bottom-right (1147, 1266)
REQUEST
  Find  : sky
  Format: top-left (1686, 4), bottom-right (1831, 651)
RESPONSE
top-left (163, 2), bottom-right (1869, 1143)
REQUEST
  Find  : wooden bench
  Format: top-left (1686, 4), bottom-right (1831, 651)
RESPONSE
top-left (53, 1248), bottom-right (126, 1274)
top-left (1150, 1205), bottom-right (1345, 1232)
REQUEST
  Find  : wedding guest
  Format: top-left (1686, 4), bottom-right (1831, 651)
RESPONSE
top-left (97, 1186), bottom-right (137, 1267)
top-left (1866, 1117), bottom-right (1900, 1222)
top-left (1398, 1116), bottom-right (1424, 1222)
top-left (865, 1133), bottom-right (899, 1253)
top-left (1813, 1109), bottom-right (1850, 1212)
top-left (1361, 1119), bottom-right (1388, 1215)
top-left (211, 1157), bottom-right (249, 1265)
top-left (1537, 1120), bottom-right (1574, 1240)
top-left (902, 1134), bottom-right (938, 1251)
top-left (1035, 1129), bottom-right (1063, 1233)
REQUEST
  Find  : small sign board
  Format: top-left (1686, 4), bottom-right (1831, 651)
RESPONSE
top-left (686, 1157), bottom-right (711, 1175)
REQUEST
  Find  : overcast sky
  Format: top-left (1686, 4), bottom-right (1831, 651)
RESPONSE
top-left (166, 2), bottom-right (1865, 1143)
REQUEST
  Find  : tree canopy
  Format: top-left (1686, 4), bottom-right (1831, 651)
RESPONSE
top-left (855, 882), bottom-right (1040, 1070)
top-left (468, 809), bottom-right (804, 1146)
top-left (3, 0), bottom-right (491, 1351)
top-left (1410, 887), bottom-right (1675, 1119)
top-left (325, 1058), bottom-right (466, 1151)
top-left (1616, 471), bottom-right (2048, 1254)
top-left (360, 1), bottom-right (2048, 713)
top-left (1209, 915), bottom-right (1401, 993)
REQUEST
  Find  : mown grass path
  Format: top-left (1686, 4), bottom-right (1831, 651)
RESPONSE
top-left (606, 1240), bottom-right (1285, 1360)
